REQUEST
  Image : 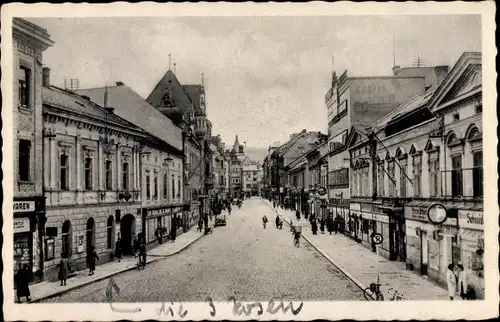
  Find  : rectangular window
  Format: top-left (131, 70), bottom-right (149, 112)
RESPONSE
top-left (146, 173), bottom-right (151, 199)
top-left (429, 157), bottom-right (440, 197)
top-left (163, 173), bottom-right (168, 199)
top-left (377, 163), bottom-right (385, 197)
top-left (84, 157), bottom-right (93, 190)
top-left (177, 177), bottom-right (181, 198)
top-left (105, 160), bottom-right (113, 190)
top-left (451, 155), bottom-right (463, 197)
top-left (18, 140), bottom-right (31, 182)
top-left (472, 151), bottom-right (483, 197)
top-left (413, 161), bottom-right (421, 197)
top-left (400, 165), bottom-right (407, 197)
top-left (172, 176), bottom-right (175, 199)
top-left (122, 162), bottom-right (129, 190)
top-left (19, 66), bottom-right (30, 108)
top-left (154, 176), bottom-right (158, 199)
top-left (388, 161), bottom-right (395, 196)
top-left (60, 154), bottom-right (69, 190)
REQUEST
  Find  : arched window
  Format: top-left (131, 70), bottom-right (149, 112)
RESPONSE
top-left (61, 220), bottom-right (72, 258)
top-left (446, 132), bottom-right (459, 146)
top-left (107, 216), bottom-right (114, 249)
top-left (466, 125), bottom-right (482, 141)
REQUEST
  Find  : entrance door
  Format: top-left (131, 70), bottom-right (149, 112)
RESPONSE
top-left (120, 214), bottom-right (136, 255)
top-left (421, 231), bottom-right (428, 275)
top-left (86, 218), bottom-right (95, 253)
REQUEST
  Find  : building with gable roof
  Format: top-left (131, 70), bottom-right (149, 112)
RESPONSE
top-left (346, 52), bottom-right (483, 298)
top-left (76, 83), bottom-right (192, 251)
top-left (12, 18), bottom-right (54, 281)
top-left (42, 76), bottom-right (148, 279)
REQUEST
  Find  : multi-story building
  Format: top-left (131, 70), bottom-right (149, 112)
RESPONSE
top-left (242, 158), bottom-right (261, 197)
top-left (325, 65), bottom-right (445, 230)
top-left (347, 52), bottom-right (483, 298)
top-left (77, 83), bottom-right (188, 245)
top-left (210, 135), bottom-right (228, 202)
top-left (43, 80), bottom-right (147, 277)
top-left (12, 18), bottom-right (54, 281)
top-left (305, 140), bottom-right (330, 219)
top-left (229, 135), bottom-right (245, 199)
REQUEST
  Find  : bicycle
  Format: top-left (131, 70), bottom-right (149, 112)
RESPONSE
top-left (363, 282), bottom-right (384, 301)
top-left (136, 253), bottom-right (146, 270)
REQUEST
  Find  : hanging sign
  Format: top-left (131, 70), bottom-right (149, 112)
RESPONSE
top-left (317, 187), bottom-right (327, 196)
top-left (371, 233), bottom-right (384, 245)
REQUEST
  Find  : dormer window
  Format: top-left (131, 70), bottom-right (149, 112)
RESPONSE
top-left (475, 103), bottom-right (482, 114)
top-left (453, 112), bottom-right (460, 121)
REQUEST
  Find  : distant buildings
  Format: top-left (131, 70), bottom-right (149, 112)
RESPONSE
top-left (262, 52), bottom-right (484, 298)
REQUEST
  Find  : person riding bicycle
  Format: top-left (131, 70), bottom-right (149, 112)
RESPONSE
top-left (293, 229), bottom-right (301, 246)
top-left (262, 215), bottom-right (268, 228)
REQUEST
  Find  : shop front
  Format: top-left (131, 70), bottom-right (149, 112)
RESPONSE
top-left (143, 206), bottom-right (173, 245)
top-left (329, 198), bottom-right (349, 232)
top-left (376, 199), bottom-right (409, 262)
top-left (172, 205), bottom-right (185, 235)
top-left (458, 209), bottom-right (484, 299)
top-left (404, 203), bottom-right (459, 286)
top-left (350, 201), bottom-right (391, 253)
top-left (13, 197), bottom-right (46, 282)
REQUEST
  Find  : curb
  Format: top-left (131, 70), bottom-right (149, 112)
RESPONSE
top-left (261, 198), bottom-right (375, 301)
top-left (31, 232), bottom-right (206, 303)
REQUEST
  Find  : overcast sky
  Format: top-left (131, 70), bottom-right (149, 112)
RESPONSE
top-left (29, 15), bottom-right (481, 148)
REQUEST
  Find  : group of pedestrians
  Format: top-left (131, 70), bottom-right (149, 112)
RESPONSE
top-left (446, 263), bottom-right (476, 300)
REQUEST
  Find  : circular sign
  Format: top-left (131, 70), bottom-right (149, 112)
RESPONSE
top-left (371, 233), bottom-right (383, 245)
top-left (317, 187), bottom-right (327, 196)
top-left (427, 203), bottom-right (448, 225)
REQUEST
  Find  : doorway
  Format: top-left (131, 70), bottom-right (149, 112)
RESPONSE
top-left (120, 214), bottom-right (136, 255)
top-left (86, 218), bottom-right (95, 254)
top-left (61, 220), bottom-right (72, 257)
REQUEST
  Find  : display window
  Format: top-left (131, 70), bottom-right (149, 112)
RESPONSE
top-left (14, 233), bottom-right (32, 275)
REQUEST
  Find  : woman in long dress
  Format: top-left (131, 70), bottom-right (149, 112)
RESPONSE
top-left (446, 264), bottom-right (457, 300)
top-left (58, 253), bottom-right (69, 286)
top-left (456, 264), bottom-right (469, 300)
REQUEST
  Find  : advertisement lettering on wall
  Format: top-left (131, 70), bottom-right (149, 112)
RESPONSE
top-left (14, 218), bottom-right (30, 233)
top-left (13, 201), bottom-right (35, 213)
top-left (458, 210), bottom-right (483, 230)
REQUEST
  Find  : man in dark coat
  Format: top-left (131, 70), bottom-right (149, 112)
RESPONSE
top-left (15, 264), bottom-right (31, 302)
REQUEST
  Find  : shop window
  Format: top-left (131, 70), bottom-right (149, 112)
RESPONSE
top-left (472, 151), bottom-right (483, 197)
top-left (106, 216), bottom-right (114, 249)
top-left (60, 154), bottom-right (69, 190)
top-left (177, 177), bottom-right (181, 198)
top-left (362, 219), bottom-right (369, 234)
top-left (451, 155), bottom-right (463, 197)
top-left (429, 157), bottom-right (440, 197)
top-left (105, 160), bottom-right (113, 190)
top-left (163, 173), bottom-right (168, 199)
top-left (122, 162), bottom-right (129, 190)
top-left (400, 165), bottom-right (407, 197)
top-left (146, 173), bottom-right (151, 200)
top-left (18, 140), bottom-right (31, 182)
top-left (19, 66), bottom-right (30, 108)
top-left (86, 218), bottom-right (96, 251)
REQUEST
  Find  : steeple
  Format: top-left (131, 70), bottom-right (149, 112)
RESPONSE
top-left (234, 135), bottom-right (240, 149)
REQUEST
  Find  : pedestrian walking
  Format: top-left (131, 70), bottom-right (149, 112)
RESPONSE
top-left (320, 218), bottom-right (325, 234)
top-left (170, 223), bottom-right (177, 242)
top-left (86, 246), bottom-right (99, 276)
top-left (58, 253), bottom-right (69, 286)
top-left (198, 218), bottom-right (204, 232)
top-left (446, 264), bottom-right (457, 300)
top-left (311, 218), bottom-right (318, 235)
top-left (296, 209), bottom-right (300, 221)
top-left (115, 237), bottom-right (122, 262)
top-left (333, 217), bottom-right (338, 234)
top-left (456, 264), bottom-right (469, 300)
top-left (275, 215), bottom-right (280, 229)
top-left (273, 200), bottom-right (276, 209)
top-left (14, 264), bottom-right (31, 303)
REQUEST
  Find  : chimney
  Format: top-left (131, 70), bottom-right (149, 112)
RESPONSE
top-left (42, 67), bottom-right (50, 87)
top-left (81, 95), bottom-right (91, 101)
top-left (115, 81), bottom-right (124, 86)
top-left (392, 65), bottom-right (401, 76)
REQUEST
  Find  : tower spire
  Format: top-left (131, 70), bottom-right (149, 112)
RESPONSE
top-left (202, 73), bottom-right (204, 87)
top-left (169, 54), bottom-right (172, 70)
top-left (393, 33), bottom-right (396, 67)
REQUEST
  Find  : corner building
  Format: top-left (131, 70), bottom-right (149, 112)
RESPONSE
top-left (12, 18), bottom-right (54, 281)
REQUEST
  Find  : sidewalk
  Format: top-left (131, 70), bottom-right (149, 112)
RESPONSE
top-left (27, 221), bottom-right (213, 303)
top-left (262, 198), bottom-right (449, 301)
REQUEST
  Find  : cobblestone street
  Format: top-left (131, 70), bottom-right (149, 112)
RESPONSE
top-left (41, 198), bottom-right (364, 302)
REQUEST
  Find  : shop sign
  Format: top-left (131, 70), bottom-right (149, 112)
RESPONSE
top-left (405, 207), bottom-right (428, 222)
top-left (76, 234), bottom-right (85, 253)
top-left (148, 207), bottom-right (171, 218)
top-left (458, 210), bottom-right (484, 230)
top-left (13, 201), bottom-right (35, 213)
top-left (14, 217), bottom-right (30, 233)
top-left (373, 214), bottom-right (390, 223)
top-left (350, 203), bottom-right (361, 211)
